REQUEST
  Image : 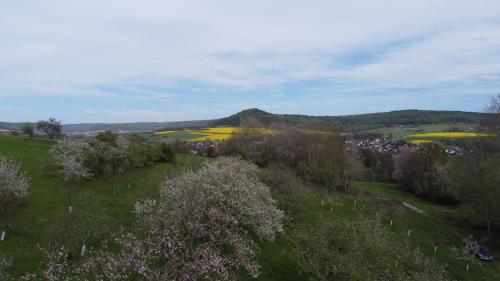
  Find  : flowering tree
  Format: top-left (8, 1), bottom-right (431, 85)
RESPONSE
top-left (34, 157), bottom-right (283, 280)
top-left (52, 138), bottom-right (93, 208)
top-left (52, 138), bottom-right (93, 182)
top-left (130, 157), bottom-right (284, 280)
top-left (0, 155), bottom-right (30, 215)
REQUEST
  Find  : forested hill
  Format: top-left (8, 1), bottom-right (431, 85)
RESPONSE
top-left (0, 109), bottom-right (490, 133)
top-left (328, 109), bottom-right (490, 131)
top-left (215, 108), bottom-right (490, 131)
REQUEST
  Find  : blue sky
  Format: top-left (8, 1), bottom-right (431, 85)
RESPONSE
top-left (1, 0), bottom-right (500, 123)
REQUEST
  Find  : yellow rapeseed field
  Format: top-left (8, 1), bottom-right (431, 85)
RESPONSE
top-left (410, 132), bottom-right (492, 138)
top-left (153, 130), bottom-right (177, 135)
top-left (409, 139), bottom-right (433, 144)
top-left (198, 127), bottom-right (241, 134)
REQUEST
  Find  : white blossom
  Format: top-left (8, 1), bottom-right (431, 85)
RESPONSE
top-left (0, 155), bottom-right (29, 199)
top-left (52, 138), bottom-right (93, 182)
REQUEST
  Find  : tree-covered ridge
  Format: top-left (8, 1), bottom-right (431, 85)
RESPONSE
top-left (214, 108), bottom-right (490, 131)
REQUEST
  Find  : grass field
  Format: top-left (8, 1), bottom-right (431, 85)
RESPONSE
top-left (0, 134), bottom-right (208, 277)
top-left (1, 134), bottom-right (499, 280)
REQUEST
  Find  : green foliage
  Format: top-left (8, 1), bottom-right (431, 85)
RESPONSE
top-left (360, 149), bottom-right (394, 182)
top-left (0, 134), bottom-right (206, 277)
top-left (94, 130), bottom-right (118, 145)
top-left (394, 143), bottom-right (457, 204)
top-left (293, 217), bottom-right (450, 281)
top-left (154, 142), bottom-right (176, 163)
top-left (21, 123), bottom-right (34, 137)
top-left (452, 140), bottom-right (500, 237)
top-left (214, 108), bottom-right (489, 132)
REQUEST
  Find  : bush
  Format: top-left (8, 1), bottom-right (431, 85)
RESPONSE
top-left (293, 217), bottom-right (451, 281)
top-left (154, 142), bottom-right (175, 163)
top-left (0, 155), bottom-right (30, 215)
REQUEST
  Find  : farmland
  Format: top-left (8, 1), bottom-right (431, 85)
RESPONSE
top-left (153, 127), bottom-right (240, 142)
top-left (362, 123), bottom-right (479, 140)
top-left (152, 126), bottom-right (275, 142)
top-left (409, 132), bottom-right (492, 138)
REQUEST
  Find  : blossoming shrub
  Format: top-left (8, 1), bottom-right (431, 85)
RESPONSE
top-left (52, 133), bottom-right (176, 182)
top-left (79, 157), bottom-right (284, 280)
top-left (0, 155), bottom-right (29, 215)
top-left (52, 138), bottom-right (92, 182)
top-left (27, 157), bottom-right (283, 280)
top-left (133, 157), bottom-right (283, 280)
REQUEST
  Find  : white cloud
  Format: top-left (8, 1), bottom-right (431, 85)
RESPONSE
top-left (1, 0), bottom-right (500, 121)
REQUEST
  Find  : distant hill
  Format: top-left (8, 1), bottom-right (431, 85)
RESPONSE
top-left (62, 120), bottom-right (212, 134)
top-left (213, 108), bottom-right (317, 126)
top-left (0, 109), bottom-right (491, 133)
top-left (0, 120), bottom-right (212, 134)
top-left (326, 109), bottom-right (490, 131)
top-left (214, 108), bottom-right (490, 131)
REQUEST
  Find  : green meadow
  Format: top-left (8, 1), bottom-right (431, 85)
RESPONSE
top-left (0, 133), bottom-right (499, 280)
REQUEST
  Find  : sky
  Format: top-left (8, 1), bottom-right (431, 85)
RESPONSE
top-left (1, 0), bottom-right (500, 123)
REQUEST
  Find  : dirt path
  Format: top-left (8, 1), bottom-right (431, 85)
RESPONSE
top-left (402, 202), bottom-right (428, 216)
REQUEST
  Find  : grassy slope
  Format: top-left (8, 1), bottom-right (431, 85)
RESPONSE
top-left (1, 134), bottom-right (499, 280)
top-left (254, 181), bottom-right (500, 281)
top-left (0, 134), bottom-right (208, 276)
top-left (352, 181), bottom-right (500, 280)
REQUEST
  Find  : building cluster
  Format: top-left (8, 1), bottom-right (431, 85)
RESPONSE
top-left (190, 140), bottom-right (224, 155)
top-left (346, 137), bottom-right (462, 156)
top-left (346, 137), bottom-right (398, 153)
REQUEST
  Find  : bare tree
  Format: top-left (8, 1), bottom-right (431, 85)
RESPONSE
top-left (486, 94), bottom-right (500, 114)
top-left (36, 118), bottom-right (62, 139)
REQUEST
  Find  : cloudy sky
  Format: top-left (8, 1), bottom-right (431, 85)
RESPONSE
top-left (2, 0), bottom-right (500, 123)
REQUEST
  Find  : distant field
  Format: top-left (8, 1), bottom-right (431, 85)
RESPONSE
top-left (153, 127), bottom-right (274, 142)
top-left (363, 123), bottom-right (479, 140)
top-left (361, 123), bottom-right (496, 146)
top-left (153, 127), bottom-right (239, 141)
top-left (410, 132), bottom-right (492, 138)
top-left (408, 139), bottom-right (433, 144)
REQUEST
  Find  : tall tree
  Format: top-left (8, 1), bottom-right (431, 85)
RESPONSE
top-left (21, 123), bottom-right (34, 138)
top-left (36, 118), bottom-right (62, 139)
